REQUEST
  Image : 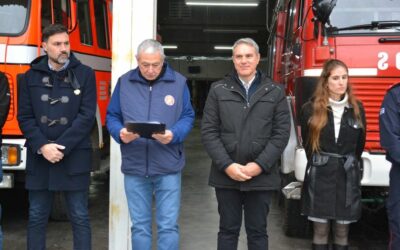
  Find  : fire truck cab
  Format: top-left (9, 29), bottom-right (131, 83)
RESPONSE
top-left (268, 0), bottom-right (400, 237)
top-left (0, 0), bottom-right (112, 218)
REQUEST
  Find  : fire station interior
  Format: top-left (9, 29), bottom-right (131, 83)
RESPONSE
top-left (158, 0), bottom-right (274, 116)
top-left (1, 1), bottom-right (389, 249)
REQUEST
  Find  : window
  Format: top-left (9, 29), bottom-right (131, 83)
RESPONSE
top-left (77, 0), bottom-right (93, 45)
top-left (329, 0), bottom-right (400, 34)
top-left (0, 0), bottom-right (29, 35)
top-left (94, 0), bottom-right (110, 49)
top-left (41, 0), bottom-right (70, 31)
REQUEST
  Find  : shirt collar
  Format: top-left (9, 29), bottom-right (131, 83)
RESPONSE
top-left (48, 59), bottom-right (70, 72)
top-left (238, 74), bottom-right (256, 87)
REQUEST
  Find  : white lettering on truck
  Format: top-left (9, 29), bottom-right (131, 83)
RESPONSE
top-left (378, 52), bottom-right (389, 70)
top-left (378, 52), bottom-right (400, 70)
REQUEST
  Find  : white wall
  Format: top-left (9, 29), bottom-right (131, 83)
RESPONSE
top-left (109, 1), bottom-right (157, 249)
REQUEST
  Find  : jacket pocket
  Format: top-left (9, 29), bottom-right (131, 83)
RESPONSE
top-left (347, 116), bottom-right (363, 130)
top-left (253, 95), bottom-right (276, 122)
top-left (251, 141), bottom-right (265, 159)
top-left (220, 134), bottom-right (237, 163)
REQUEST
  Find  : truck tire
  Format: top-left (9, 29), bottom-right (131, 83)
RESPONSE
top-left (283, 197), bottom-right (311, 238)
top-left (50, 191), bottom-right (69, 221)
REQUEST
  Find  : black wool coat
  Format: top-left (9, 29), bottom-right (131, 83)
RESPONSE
top-left (300, 101), bottom-right (366, 221)
top-left (17, 54), bottom-right (96, 191)
top-left (201, 72), bottom-right (290, 191)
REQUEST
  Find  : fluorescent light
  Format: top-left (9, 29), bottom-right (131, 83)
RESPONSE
top-left (203, 28), bottom-right (258, 34)
top-left (163, 45), bottom-right (178, 49)
top-left (186, 1), bottom-right (258, 7)
top-left (214, 46), bottom-right (233, 50)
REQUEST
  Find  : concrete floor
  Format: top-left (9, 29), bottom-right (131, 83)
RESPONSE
top-left (1, 122), bottom-right (388, 249)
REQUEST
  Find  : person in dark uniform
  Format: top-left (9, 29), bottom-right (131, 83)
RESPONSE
top-left (379, 82), bottom-right (400, 250)
top-left (17, 24), bottom-right (96, 250)
top-left (0, 71), bottom-right (11, 250)
top-left (300, 59), bottom-right (366, 250)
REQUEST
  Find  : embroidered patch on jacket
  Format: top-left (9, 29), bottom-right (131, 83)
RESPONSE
top-left (380, 107), bottom-right (385, 115)
top-left (164, 95), bottom-right (175, 106)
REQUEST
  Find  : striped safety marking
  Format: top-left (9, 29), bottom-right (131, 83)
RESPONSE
top-left (0, 44), bottom-right (111, 72)
top-left (303, 68), bottom-right (378, 77)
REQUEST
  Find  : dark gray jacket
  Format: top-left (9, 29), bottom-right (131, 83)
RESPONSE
top-left (201, 71), bottom-right (290, 191)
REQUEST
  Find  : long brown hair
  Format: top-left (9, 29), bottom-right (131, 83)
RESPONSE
top-left (308, 59), bottom-right (363, 153)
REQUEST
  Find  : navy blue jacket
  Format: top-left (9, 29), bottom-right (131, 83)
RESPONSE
top-left (380, 83), bottom-right (400, 166)
top-left (17, 54), bottom-right (96, 190)
top-left (106, 64), bottom-right (194, 176)
top-left (0, 72), bottom-right (11, 181)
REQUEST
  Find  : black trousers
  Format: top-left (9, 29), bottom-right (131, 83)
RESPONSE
top-left (388, 165), bottom-right (400, 250)
top-left (215, 188), bottom-right (273, 250)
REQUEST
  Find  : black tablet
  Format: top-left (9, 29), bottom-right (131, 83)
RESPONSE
top-left (125, 121), bottom-right (166, 139)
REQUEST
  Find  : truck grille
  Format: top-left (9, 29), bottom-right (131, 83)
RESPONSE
top-left (352, 78), bottom-right (396, 151)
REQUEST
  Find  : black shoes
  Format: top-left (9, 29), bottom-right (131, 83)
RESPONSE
top-left (332, 244), bottom-right (348, 250)
top-left (311, 243), bottom-right (348, 250)
top-left (312, 243), bottom-right (329, 250)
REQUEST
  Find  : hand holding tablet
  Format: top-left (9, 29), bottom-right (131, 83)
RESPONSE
top-left (125, 121), bottom-right (166, 139)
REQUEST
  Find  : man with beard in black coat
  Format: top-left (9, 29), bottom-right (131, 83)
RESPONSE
top-left (18, 24), bottom-right (96, 250)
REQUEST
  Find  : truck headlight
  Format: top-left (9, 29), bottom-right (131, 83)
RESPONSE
top-left (1, 144), bottom-right (20, 166)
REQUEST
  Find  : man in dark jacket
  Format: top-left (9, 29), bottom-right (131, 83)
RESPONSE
top-left (17, 24), bottom-right (96, 250)
top-left (106, 39), bottom-right (194, 250)
top-left (201, 38), bottom-right (290, 250)
top-left (0, 71), bottom-right (10, 250)
top-left (380, 82), bottom-right (400, 250)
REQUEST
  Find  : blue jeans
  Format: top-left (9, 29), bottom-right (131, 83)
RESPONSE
top-left (27, 190), bottom-right (91, 250)
top-left (124, 172), bottom-right (181, 250)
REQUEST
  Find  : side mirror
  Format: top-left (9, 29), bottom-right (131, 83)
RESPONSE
top-left (312, 0), bottom-right (337, 25)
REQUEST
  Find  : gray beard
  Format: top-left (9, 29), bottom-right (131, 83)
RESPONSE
top-left (56, 54), bottom-right (69, 64)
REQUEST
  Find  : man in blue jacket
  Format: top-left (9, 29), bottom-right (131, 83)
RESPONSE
top-left (106, 39), bottom-right (194, 250)
top-left (380, 82), bottom-right (400, 250)
top-left (17, 24), bottom-right (96, 250)
top-left (0, 71), bottom-right (10, 250)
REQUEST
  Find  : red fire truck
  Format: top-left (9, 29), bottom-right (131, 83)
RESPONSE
top-left (0, 0), bottom-right (112, 216)
top-left (267, 0), bottom-right (400, 237)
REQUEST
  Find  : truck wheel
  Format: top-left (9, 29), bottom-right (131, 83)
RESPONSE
top-left (50, 191), bottom-right (69, 221)
top-left (283, 197), bottom-right (311, 238)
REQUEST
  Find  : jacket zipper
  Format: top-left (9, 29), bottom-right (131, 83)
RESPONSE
top-left (225, 82), bottom-right (274, 190)
top-left (145, 85), bottom-right (153, 177)
top-left (224, 86), bottom-right (249, 190)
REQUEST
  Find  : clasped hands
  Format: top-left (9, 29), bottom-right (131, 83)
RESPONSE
top-left (40, 143), bottom-right (65, 164)
top-left (120, 128), bottom-right (173, 144)
top-left (225, 162), bottom-right (263, 182)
